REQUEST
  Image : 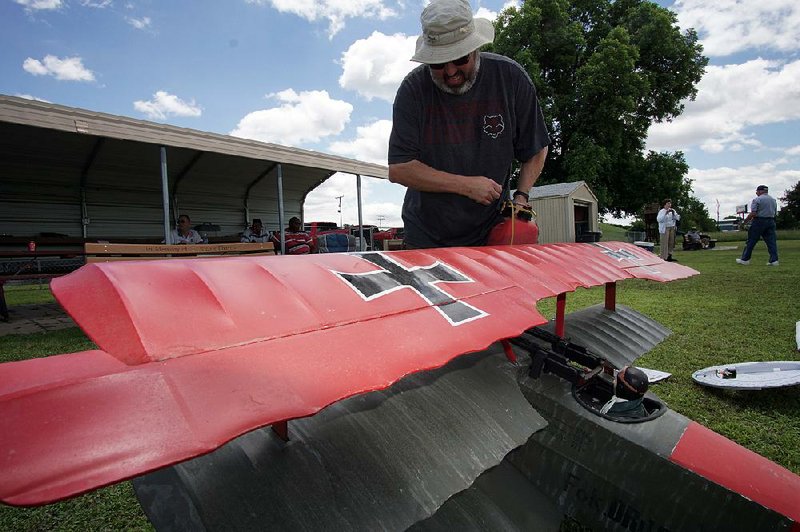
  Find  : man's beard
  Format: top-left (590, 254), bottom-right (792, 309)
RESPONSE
top-left (430, 52), bottom-right (481, 95)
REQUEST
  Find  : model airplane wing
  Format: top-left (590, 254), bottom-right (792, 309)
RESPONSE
top-left (133, 305), bottom-right (800, 531)
top-left (0, 242), bottom-right (696, 506)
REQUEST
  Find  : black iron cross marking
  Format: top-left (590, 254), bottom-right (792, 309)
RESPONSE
top-left (595, 244), bottom-right (659, 273)
top-left (600, 246), bottom-right (640, 261)
top-left (333, 252), bottom-right (488, 326)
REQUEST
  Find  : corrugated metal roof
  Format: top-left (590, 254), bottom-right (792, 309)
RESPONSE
top-left (0, 95), bottom-right (388, 239)
top-left (531, 181), bottom-right (596, 199)
top-left (0, 95), bottom-right (387, 179)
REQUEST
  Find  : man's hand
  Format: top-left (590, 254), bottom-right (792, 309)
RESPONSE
top-left (512, 197), bottom-right (529, 207)
top-left (464, 175), bottom-right (502, 205)
top-left (389, 160), bottom-right (502, 204)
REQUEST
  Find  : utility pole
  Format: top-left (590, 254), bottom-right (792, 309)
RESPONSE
top-left (376, 215), bottom-right (385, 229)
top-left (335, 195), bottom-right (344, 227)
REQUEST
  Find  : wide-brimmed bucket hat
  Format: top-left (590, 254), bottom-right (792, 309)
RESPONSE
top-left (411, 0), bottom-right (495, 64)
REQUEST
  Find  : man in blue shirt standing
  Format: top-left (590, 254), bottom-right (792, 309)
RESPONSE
top-left (736, 185), bottom-right (779, 266)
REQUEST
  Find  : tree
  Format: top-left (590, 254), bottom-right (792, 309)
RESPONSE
top-left (491, 0), bottom-right (707, 215)
top-left (675, 195), bottom-right (716, 232)
top-left (776, 209), bottom-right (797, 230)
top-left (777, 180), bottom-right (800, 229)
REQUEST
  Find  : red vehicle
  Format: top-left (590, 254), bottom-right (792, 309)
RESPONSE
top-left (372, 227), bottom-right (404, 249)
top-left (303, 222), bottom-right (348, 242)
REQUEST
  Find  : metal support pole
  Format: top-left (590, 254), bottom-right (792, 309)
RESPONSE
top-left (276, 164), bottom-right (285, 255)
top-left (81, 189), bottom-right (88, 239)
top-left (555, 292), bottom-right (567, 338)
top-left (356, 174), bottom-right (364, 251)
top-left (272, 421), bottom-right (289, 442)
top-left (79, 137), bottom-right (104, 239)
top-left (605, 282), bottom-right (617, 311)
top-left (160, 147), bottom-right (172, 244)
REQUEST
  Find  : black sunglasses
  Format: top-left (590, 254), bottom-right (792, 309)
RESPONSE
top-left (430, 54), bottom-right (471, 70)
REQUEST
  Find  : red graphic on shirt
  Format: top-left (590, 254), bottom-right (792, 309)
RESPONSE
top-left (483, 114), bottom-right (505, 139)
top-left (423, 100), bottom-right (503, 145)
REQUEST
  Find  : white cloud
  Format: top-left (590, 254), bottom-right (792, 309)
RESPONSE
top-left (306, 119), bottom-right (402, 227)
top-left (304, 173), bottom-right (404, 227)
top-left (230, 89), bottom-right (353, 145)
top-left (81, 0), bottom-right (112, 7)
top-left (673, 0), bottom-right (800, 56)
top-left (15, 93), bottom-right (51, 102)
top-left (303, 173), bottom-right (368, 225)
top-left (22, 55), bottom-right (96, 82)
top-left (335, 3), bottom-right (520, 103)
top-left (245, 0), bottom-right (397, 38)
top-left (338, 32), bottom-right (417, 103)
top-left (475, 1), bottom-right (520, 21)
top-left (688, 161), bottom-right (800, 218)
top-left (647, 58), bottom-right (800, 153)
top-left (328, 119), bottom-right (392, 165)
top-left (787, 145), bottom-right (800, 156)
top-left (14, 0), bottom-right (62, 10)
top-left (126, 16), bottom-right (151, 29)
top-left (133, 91), bottom-right (202, 120)
top-left (304, 118), bottom-right (399, 227)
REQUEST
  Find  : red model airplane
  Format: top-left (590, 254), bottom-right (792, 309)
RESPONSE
top-left (1, 242), bottom-right (798, 531)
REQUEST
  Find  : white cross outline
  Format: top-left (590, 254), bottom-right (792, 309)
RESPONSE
top-left (330, 252), bottom-right (489, 327)
top-left (593, 243), bottom-right (662, 274)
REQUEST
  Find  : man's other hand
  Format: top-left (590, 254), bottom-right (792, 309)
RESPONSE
top-left (464, 176), bottom-right (502, 205)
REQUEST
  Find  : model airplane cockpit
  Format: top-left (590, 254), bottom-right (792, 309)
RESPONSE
top-left (1, 242), bottom-right (798, 531)
top-left (511, 326), bottom-right (667, 423)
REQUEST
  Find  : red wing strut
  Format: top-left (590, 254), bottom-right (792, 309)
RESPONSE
top-left (0, 242), bottom-right (697, 506)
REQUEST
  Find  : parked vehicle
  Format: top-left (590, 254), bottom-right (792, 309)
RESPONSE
top-left (372, 227), bottom-right (405, 250)
top-left (304, 222), bottom-right (348, 241)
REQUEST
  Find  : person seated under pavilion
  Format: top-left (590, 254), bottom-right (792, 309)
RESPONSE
top-left (241, 218), bottom-right (271, 243)
top-left (168, 214), bottom-right (203, 244)
top-left (270, 217), bottom-right (313, 255)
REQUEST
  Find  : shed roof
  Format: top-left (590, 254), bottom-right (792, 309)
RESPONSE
top-left (531, 181), bottom-right (595, 200)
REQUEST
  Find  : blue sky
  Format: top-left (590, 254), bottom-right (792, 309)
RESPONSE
top-left (2, 0), bottom-right (798, 228)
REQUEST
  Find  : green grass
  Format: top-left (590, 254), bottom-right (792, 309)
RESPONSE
top-left (1, 237), bottom-right (798, 529)
top-left (704, 228), bottom-right (800, 242)
top-left (598, 222), bottom-right (628, 241)
top-left (0, 484), bottom-right (151, 532)
top-left (537, 239), bottom-right (800, 475)
top-left (597, 223), bottom-right (800, 244)
top-left (0, 329), bottom-right (153, 531)
top-left (2, 282), bottom-right (56, 305)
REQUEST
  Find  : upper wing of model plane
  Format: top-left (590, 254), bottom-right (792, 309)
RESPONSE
top-left (0, 242), bottom-right (697, 506)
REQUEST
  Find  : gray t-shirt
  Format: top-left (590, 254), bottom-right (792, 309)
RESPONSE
top-left (388, 53), bottom-right (550, 248)
top-left (751, 193), bottom-right (777, 218)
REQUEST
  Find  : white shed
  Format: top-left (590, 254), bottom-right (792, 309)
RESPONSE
top-left (530, 181), bottom-right (600, 244)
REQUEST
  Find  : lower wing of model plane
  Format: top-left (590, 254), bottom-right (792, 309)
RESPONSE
top-left (0, 242), bottom-right (696, 506)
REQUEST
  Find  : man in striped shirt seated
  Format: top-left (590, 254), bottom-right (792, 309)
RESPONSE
top-left (271, 217), bottom-right (313, 255)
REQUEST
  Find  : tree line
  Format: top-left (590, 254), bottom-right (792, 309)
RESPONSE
top-left (488, 0), bottom-right (799, 232)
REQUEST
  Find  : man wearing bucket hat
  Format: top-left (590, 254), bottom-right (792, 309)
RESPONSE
top-left (388, 0), bottom-right (550, 248)
top-left (736, 185), bottom-right (779, 266)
